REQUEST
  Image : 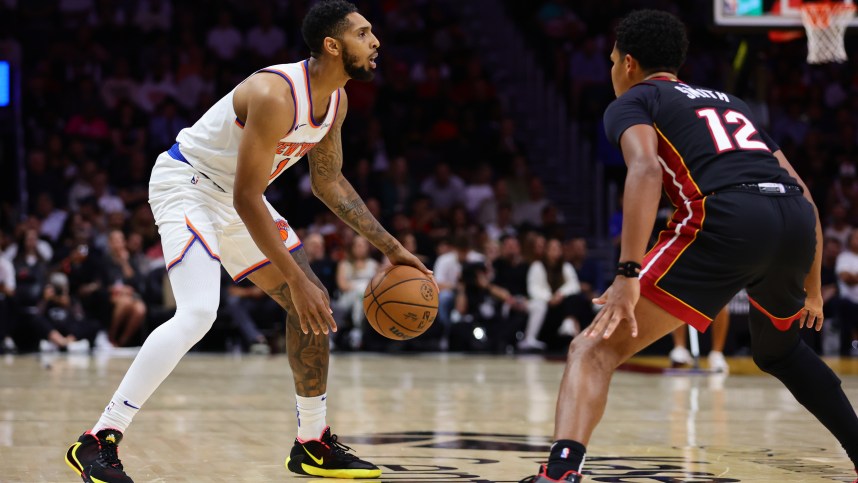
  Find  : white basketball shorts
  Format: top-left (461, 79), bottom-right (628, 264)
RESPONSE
top-left (148, 149), bottom-right (302, 282)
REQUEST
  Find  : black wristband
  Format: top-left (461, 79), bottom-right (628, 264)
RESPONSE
top-left (617, 261), bottom-right (642, 278)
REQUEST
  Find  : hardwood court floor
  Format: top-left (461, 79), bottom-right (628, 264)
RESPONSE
top-left (1, 352), bottom-right (856, 482)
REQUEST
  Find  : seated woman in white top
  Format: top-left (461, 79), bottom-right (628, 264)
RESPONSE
top-left (334, 236), bottom-right (379, 348)
top-left (522, 238), bottom-right (581, 351)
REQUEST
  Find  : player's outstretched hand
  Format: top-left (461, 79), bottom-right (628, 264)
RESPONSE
top-left (585, 277), bottom-right (640, 340)
top-left (800, 293), bottom-right (824, 331)
top-left (291, 277), bottom-right (337, 335)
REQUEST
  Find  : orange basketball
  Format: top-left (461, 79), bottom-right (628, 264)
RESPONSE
top-left (362, 265), bottom-right (438, 340)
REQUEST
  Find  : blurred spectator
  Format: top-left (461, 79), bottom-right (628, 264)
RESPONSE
top-left (771, 101), bottom-right (810, 148)
top-left (26, 150), bottom-right (65, 208)
top-left (4, 224), bottom-right (53, 262)
top-left (477, 179), bottom-right (510, 227)
top-left (464, 163), bottom-right (495, 217)
top-left (522, 238), bottom-right (581, 351)
top-left (814, 237), bottom-right (842, 354)
top-left (68, 160), bottom-right (98, 211)
top-left (148, 98), bottom-right (188, 152)
top-left (102, 230), bottom-right (146, 346)
top-left (116, 151), bottom-right (153, 210)
top-left (206, 10), bottom-right (242, 62)
top-left (433, 235), bottom-right (485, 347)
top-left (836, 230), bottom-right (858, 356)
top-left (421, 162), bottom-right (466, 212)
top-left (65, 102), bottom-right (110, 143)
top-left (825, 202), bottom-right (853, 248)
top-left (564, 237), bottom-right (602, 299)
top-left (485, 202), bottom-right (517, 242)
top-left (101, 59), bottom-right (139, 110)
top-left (11, 228), bottom-right (50, 313)
top-left (568, 37), bottom-right (610, 109)
top-left (829, 161), bottom-right (858, 216)
top-left (539, 204), bottom-right (565, 239)
top-left (491, 235), bottom-right (530, 348)
top-left (379, 156), bottom-right (418, 217)
top-left (133, 0), bottom-right (172, 33)
top-left (348, 158), bottom-right (378, 201)
top-left (34, 193), bottom-right (68, 243)
top-left (334, 236), bottom-right (379, 349)
top-left (246, 6), bottom-right (286, 62)
top-left (222, 273), bottom-right (279, 355)
top-left (110, 100), bottom-right (148, 161)
top-left (305, 233), bottom-right (338, 297)
top-left (514, 176), bottom-right (550, 228)
top-left (18, 272), bottom-right (97, 353)
top-left (137, 55), bottom-right (179, 113)
top-left (92, 171), bottom-right (126, 216)
top-left (0, 247), bottom-right (14, 352)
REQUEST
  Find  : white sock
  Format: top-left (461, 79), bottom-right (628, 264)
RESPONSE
top-left (93, 392), bottom-right (140, 433)
top-left (296, 393), bottom-right (327, 441)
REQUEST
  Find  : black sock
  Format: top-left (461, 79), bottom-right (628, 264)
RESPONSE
top-left (547, 439), bottom-right (586, 480)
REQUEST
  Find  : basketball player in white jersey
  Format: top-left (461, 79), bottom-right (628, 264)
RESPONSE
top-left (65, 2), bottom-right (431, 481)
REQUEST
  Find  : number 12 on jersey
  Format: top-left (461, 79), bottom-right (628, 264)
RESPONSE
top-left (696, 108), bottom-right (770, 153)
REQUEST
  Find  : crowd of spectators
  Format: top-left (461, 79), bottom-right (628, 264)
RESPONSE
top-left (2, 0), bottom-right (857, 356)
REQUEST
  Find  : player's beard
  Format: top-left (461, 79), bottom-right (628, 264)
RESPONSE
top-left (342, 45), bottom-right (374, 82)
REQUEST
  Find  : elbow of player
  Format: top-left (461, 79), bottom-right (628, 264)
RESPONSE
top-left (233, 191), bottom-right (257, 218)
top-left (628, 158), bottom-right (662, 178)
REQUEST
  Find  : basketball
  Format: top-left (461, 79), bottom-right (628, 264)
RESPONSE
top-left (362, 265), bottom-right (438, 340)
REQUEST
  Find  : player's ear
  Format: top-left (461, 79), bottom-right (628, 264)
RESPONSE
top-left (623, 53), bottom-right (635, 74)
top-left (323, 36), bottom-right (341, 57)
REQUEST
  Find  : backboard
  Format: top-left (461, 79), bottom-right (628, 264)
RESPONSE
top-left (714, 0), bottom-right (858, 28)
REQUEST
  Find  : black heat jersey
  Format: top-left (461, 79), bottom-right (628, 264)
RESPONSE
top-left (604, 77), bottom-right (797, 206)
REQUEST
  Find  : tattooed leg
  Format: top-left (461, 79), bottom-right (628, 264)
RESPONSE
top-left (247, 248), bottom-right (330, 396)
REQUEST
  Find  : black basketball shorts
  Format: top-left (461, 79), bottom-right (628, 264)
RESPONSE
top-left (640, 188), bottom-right (816, 332)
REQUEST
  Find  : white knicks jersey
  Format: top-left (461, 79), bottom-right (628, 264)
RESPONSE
top-left (174, 59), bottom-right (340, 193)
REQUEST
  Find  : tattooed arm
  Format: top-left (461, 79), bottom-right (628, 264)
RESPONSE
top-left (309, 91), bottom-right (432, 275)
top-left (233, 74), bottom-right (335, 336)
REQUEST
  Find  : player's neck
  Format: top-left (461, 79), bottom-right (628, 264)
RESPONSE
top-left (643, 71), bottom-right (678, 82)
top-left (306, 57), bottom-right (348, 102)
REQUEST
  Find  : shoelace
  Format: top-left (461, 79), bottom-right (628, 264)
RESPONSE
top-left (324, 433), bottom-right (359, 462)
top-left (518, 476), bottom-right (537, 483)
top-left (96, 440), bottom-right (124, 470)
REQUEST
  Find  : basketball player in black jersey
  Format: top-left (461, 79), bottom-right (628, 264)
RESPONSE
top-left (521, 10), bottom-right (858, 483)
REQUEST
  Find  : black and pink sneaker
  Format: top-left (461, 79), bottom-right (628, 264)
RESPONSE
top-left (519, 464), bottom-right (583, 482)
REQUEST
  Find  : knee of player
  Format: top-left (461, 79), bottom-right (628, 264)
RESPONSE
top-left (567, 337), bottom-right (617, 372)
top-left (179, 301), bottom-right (219, 325)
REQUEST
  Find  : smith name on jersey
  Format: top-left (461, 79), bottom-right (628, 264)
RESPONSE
top-left (603, 78), bottom-right (797, 207)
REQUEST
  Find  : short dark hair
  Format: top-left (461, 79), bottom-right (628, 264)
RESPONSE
top-left (302, 0), bottom-right (358, 58)
top-left (615, 9), bottom-right (688, 74)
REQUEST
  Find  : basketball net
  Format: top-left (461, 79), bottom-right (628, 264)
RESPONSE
top-left (800, 1), bottom-right (856, 63)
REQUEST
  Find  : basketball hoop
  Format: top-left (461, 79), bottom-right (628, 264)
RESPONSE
top-left (800, 1), bottom-right (856, 63)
